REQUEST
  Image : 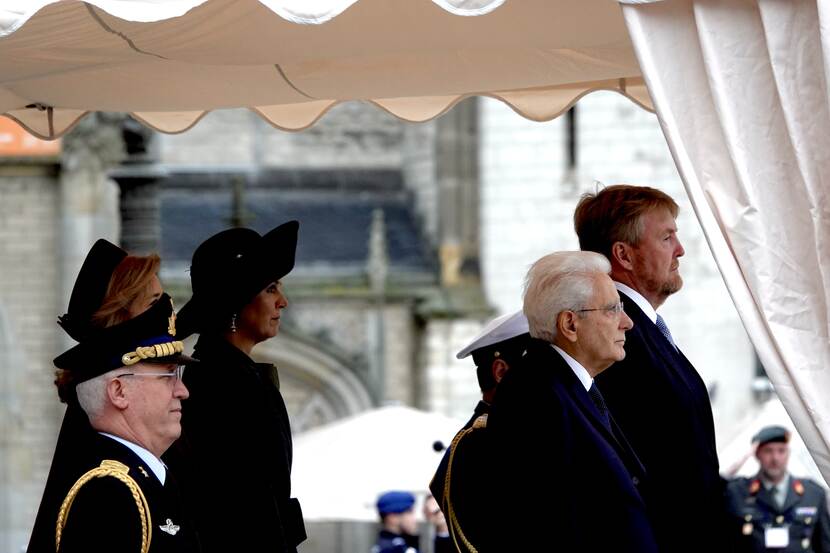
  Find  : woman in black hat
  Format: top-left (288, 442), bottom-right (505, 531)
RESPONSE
top-left (168, 221), bottom-right (306, 553)
top-left (28, 239), bottom-right (169, 553)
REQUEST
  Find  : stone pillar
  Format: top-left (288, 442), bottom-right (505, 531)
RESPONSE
top-left (435, 98), bottom-right (479, 285)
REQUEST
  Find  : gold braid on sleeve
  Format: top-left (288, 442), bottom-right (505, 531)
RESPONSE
top-left (442, 414), bottom-right (488, 553)
top-left (55, 459), bottom-right (152, 553)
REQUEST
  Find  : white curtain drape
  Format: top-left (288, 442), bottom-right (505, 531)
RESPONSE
top-left (620, 0), bottom-right (830, 480)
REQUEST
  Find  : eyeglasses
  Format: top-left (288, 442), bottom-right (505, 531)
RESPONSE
top-left (575, 302), bottom-right (625, 316)
top-left (116, 365), bottom-right (186, 382)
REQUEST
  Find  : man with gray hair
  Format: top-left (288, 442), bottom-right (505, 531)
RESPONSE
top-left (486, 250), bottom-right (657, 552)
top-left (30, 298), bottom-right (201, 553)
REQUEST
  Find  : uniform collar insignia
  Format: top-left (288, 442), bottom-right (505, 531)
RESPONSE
top-left (137, 466), bottom-right (149, 478)
top-left (794, 480), bottom-right (805, 495)
top-left (159, 518), bottom-right (180, 535)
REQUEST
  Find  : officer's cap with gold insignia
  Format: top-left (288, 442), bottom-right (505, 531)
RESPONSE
top-left (54, 296), bottom-right (196, 383)
top-left (176, 220), bottom-right (299, 338)
top-left (753, 425), bottom-right (791, 447)
top-left (456, 310), bottom-right (531, 367)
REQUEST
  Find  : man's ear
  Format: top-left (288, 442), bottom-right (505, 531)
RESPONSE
top-left (557, 311), bottom-right (578, 343)
top-left (491, 359), bottom-right (510, 384)
top-left (106, 376), bottom-right (130, 410)
top-left (611, 241), bottom-right (635, 271)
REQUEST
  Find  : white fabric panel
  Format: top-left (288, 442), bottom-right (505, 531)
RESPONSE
top-left (621, 0), bottom-right (830, 480)
top-left (0, 0), bottom-right (652, 138)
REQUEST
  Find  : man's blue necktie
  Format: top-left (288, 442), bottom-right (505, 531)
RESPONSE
top-left (655, 314), bottom-right (678, 351)
top-left (588, 382), bottom-right (612, 432)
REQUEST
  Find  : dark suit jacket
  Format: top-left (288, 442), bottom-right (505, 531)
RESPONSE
top-left (56, 433), bottom-right (199, 553)
top-left (487, 339), bottom-right (658, 552)
top-left (164, 335), bottom-right (306, 553)
top-left (595, 290), bottom-right (725, 552)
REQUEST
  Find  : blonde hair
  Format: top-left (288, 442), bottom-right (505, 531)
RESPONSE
top-left (91, 254), bottom-right (161, 328)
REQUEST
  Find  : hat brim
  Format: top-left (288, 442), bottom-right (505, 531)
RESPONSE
top-left (176, 220), bottom-right (298, 338)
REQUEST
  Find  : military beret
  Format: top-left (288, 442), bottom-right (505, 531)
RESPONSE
top-left (456, 310), bottom-right (530, 363)
top-left (753, 425), bottom-right (790, 446)
top-left (376, 491), bottom-right (416, 515)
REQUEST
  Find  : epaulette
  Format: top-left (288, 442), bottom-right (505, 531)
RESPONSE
top-left (471, 414), bottom-right (488, 429)
top-left (56, 459), bottom-right (152, 553)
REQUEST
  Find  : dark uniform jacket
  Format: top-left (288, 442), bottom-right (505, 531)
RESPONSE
top-left (372, 530), bottom-right (420, 553)
top-left (486, 339), bottom-right (657, 552)
top-left (429, 400), bottom-right (489, 504)
top-left (727, 474), bottom-right (830, 552)
top-left (165, 336), bottom-right (306, 553)
top-left (596, 290), bottom-right (726, 552)
top-left (57, 433), bottom-right (199, 553)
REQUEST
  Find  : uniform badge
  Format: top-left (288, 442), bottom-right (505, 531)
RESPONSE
top-left (742, 522), bottom-right (753, 536)
top-left (137, 466), bottom-right (149, 478)
top-left (167, 298), bottom-right (177, 336)
top-left (794, 480), bottom-right (804, 495)
top-left (159, 518), bottom-right (180, 535)
top-left (749, 479), bottom-right (761, 494)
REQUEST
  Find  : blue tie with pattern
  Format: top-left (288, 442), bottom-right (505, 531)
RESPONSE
top-left (655, 313), bottom-right (678, 350)
top-left (588, 383), bottom-right (612, 432)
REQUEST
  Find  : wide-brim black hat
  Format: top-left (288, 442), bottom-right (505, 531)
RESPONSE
top-left (176, 220), bottom-right (299, 338)
top-left (54, 294), bottom-right (196, 382)
top-left (58, 239), bottom-right (127, 341)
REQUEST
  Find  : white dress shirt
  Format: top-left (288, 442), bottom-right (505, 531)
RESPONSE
top-left (614, 281), bottom-right (657, 324)
top-left (552, 344), bottom-right (593, 392)
top-left (100, 432), bottom-right (166, 485)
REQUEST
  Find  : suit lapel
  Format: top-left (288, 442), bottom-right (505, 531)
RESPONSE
top-left (545, 347), bottom-right (646, 479)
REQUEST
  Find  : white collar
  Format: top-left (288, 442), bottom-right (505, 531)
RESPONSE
top-left (100, 432), bottom-right (166, 485)
top-left (614, 281), bottom-right (657, 324)
top-left (551, 345), bottom-right (593, 392)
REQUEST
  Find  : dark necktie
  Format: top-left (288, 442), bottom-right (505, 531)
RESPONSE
top-left (655, 314), bottom-right (678, 350)
top-left (588, 383), bottom-right (612, 432)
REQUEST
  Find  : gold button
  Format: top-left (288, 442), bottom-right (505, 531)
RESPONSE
top-left (745, 514), bottom-right (752, 521)
top-left (776, 515), bottom-right (785, 524)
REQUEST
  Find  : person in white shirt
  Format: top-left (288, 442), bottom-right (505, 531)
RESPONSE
top-left (485, 250), bottom-right (657, 553)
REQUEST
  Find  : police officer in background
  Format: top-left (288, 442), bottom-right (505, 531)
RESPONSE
top-left (727, 425), bottom-right (830, 552)
top-left (372, 492), bottom-right (452, 553)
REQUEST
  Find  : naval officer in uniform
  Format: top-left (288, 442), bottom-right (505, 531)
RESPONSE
top-left (727, 425), bottom-right (830, 552)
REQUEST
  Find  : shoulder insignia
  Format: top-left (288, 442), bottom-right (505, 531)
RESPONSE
top-left (471, 414), bottom-right (488, 429)
top-left (749, 479), bottom-right (761, 494)
top-left (56, 459), bottom-right (153, 553)
top-left (794, 480), bottom-right (805, 495)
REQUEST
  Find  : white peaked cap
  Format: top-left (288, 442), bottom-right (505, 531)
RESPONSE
top-left (456, 310), bottom-right (529, 360)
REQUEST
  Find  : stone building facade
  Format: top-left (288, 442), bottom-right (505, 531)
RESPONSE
top-left (0, 92), bottom-right (766, 551)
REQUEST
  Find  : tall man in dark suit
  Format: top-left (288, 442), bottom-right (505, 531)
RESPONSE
top-left (574, 184), bottom-right (724, 552)
top-left (487, 251), bottom-right (657, 552)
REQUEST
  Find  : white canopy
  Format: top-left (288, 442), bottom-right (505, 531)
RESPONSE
top-left (2, 0), bottom-right (829, 485)
top-left (291, 405), bottom-right (463, 521)
top-left (0, 0), bottom-right (651, 139)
